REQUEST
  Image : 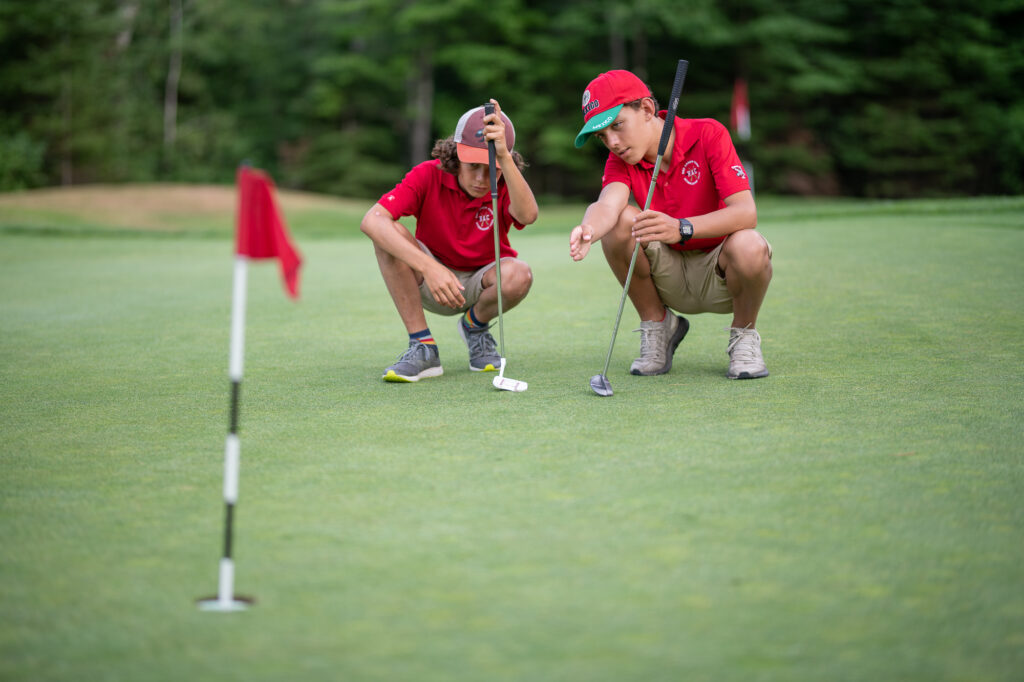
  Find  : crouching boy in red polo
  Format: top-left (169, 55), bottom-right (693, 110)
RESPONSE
top-left (570, 70), bottom-right (773, 379)
top-left (361, 100), bottom-right (539, 382)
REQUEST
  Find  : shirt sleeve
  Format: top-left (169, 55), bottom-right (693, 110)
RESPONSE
top-left (377, 161), bottom-right (432, 220)
top-left (601, 152), bottom-right (631, 189)
top-left (704, 120), bottom-right (750, 199)
top-left (499, 183), bottom-right (527, 232)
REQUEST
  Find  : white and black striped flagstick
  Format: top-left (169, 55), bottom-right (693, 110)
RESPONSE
top-left (197, 254), bottom-right (255, 612)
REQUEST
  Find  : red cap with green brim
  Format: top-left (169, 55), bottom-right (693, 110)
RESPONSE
top-left (574, 70), bottom-right (652, 148)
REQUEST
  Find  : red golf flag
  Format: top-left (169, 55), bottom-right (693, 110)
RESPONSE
top-left (730, 78), bottom-right (751, 141)
top-left (235, 166), bottom-right (302, 298)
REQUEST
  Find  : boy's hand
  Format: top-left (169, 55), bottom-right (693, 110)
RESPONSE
top-left (423, 262), bottom-right (466, 309)
top-left (570, 224), bottom-right (596, 261)
top-left (632, 210), bottom-right (680, 245)
top-left (484, 98), bottom-right (510, 160)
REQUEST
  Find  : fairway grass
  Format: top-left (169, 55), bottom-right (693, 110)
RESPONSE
top-left (1, 190), bottom-right (1022, 681)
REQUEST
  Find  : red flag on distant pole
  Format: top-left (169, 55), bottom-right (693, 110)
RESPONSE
top-left (198, 166), bottom-right (302, 613)
top-left (730, 78), bottom-right (751, 142)
top-left (235, 166), bottom-right (302, 298)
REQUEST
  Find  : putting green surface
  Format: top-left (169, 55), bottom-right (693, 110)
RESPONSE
top-left (1, 190), bottom-right (1022, 681)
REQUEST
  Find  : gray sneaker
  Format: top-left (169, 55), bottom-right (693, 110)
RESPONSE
top-left (630, 312), bottom-right (689, 375)
top-left (382, 341), bottom-right (443, 382)
top-left (457, 319), bottom-right (501, 372)
top-left (726, 326), bottom-right (769, 379)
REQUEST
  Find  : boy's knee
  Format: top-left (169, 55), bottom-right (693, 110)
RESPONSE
top-left (503, 261), bottom-right (533, 298)
top-left (726, 230), bottom-right (770, 265)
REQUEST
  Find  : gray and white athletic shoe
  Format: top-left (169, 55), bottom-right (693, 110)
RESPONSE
top-left (726, 326), bottom-right (769, 379)
top-left (382, 341), bottom-right (443, 382)
top-left (457, 319), bottom-right (501, 372)
top-left (630, 312), bottom-right (689, 376)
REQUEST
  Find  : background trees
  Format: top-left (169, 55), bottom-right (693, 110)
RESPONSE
top-left (1, 0), bottom-right (1021, 198)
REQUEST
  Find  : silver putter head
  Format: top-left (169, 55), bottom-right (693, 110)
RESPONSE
top-left (589, 374), bottom-right (613, 396)
top-left (493, 358), bottom-right (527, 392)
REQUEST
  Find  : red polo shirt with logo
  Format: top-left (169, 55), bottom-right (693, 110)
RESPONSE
top-left (602, 115), bottom-right (750, 251)
top-left (379, 159), bottom-right (524, 271)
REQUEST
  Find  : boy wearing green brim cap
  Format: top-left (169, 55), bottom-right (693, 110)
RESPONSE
top-left (570, 69), bottom-right (773, 380)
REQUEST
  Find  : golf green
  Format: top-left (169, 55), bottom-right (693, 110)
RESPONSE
top-left (1, 192), bottom-right (1022, 681)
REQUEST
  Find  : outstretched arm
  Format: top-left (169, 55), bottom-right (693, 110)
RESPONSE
top-left (569, 182), bottom-right (631, 261)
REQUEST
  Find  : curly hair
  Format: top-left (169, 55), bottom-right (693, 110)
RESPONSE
top-left (430, 137), bottom-right (527, 175)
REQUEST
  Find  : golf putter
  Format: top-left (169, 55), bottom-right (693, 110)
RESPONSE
top-left (590, 59), bottom-right (689, 397)
top-left (485, 102), bottom-right (527, 393)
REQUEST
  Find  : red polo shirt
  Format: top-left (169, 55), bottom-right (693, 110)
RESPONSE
top-left (379, 160), bottom-right (525, 271)
top-left (602, 115), bottom-right (750, 251)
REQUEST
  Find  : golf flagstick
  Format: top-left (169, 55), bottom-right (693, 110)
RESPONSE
top-left (590, 59), bottom-right (689, 397)
top-left (485, 102), bottom-right (527, 393)
top-left (197, 166), bottom-right (302, 612)
top-left (197, 254), bottom-right (254, 612)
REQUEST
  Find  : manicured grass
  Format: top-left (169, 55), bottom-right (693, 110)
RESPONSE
top-left (1, 190), bottom-right (1022, 681)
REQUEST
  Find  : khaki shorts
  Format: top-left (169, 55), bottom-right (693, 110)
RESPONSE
top-left (416, 241), bottom-right (496, 316)
top-left (643, 233), bottom-right (772, 315)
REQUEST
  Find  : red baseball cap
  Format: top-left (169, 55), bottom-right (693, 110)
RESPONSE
top-left (574, 70), bottom-right (652, 148)
top-left (454, 105), bottom-right (516, 167)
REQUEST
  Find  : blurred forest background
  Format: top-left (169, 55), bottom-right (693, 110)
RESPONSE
top-left (1, 0), bottom-right (1021, 200)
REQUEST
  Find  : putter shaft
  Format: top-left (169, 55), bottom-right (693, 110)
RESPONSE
top-left (594, 59), bottom-right (689, 385)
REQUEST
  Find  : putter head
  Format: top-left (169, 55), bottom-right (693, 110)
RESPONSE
top-left (493, 375), bottom-right (528, 392)
top-left (493, 358), bottom-right (527, 392)
top-left (589, 374), bottom-right (613, 397)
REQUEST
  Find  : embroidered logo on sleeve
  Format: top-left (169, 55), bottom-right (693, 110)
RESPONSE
top-left (731, 165), bottom-right (747, 179)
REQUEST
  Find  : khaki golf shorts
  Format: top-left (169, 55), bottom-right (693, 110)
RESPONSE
top-left (416, 240), bottom-right (496, 316)
top-left (643, 233), bottom-right (772, 315)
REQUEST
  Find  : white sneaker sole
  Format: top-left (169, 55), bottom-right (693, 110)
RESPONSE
top-left (382, 366), bottom-right (444, 383)
top-left (727, 368), bottom-right (769, 380)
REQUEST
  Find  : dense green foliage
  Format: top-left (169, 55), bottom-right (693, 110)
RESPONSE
top-left (1, 0), bottom-right (1022, 198)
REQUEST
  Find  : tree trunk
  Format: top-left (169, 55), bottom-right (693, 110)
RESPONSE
top-left (631, 25), bottom-right (648, 82)
top-left (607, 5), bottom-right (626, 69)
top-left (61, 72), bottom-right (73, 186)
top-left (115, 1), bottom-right (139, 52)
top-left (164, 0), bottom-right (183, 155)
top-left (407, 45), bottom-right (434, 165)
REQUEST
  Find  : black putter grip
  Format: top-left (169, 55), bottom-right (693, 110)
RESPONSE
top-left (484, 102), bottom-right (498, 197)
top-left (656, 60), bottom-right (689, 156)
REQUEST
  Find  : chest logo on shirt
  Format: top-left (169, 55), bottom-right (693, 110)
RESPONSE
top-left (475, 206), bottom-right (495, 231)
top-left (682, 160), bottom-right (701, 186)
top-left (731, 165), bottom-right (747, 179)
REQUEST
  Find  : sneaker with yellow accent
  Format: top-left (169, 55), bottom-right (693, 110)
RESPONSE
top-left (629, 312), bottom-right (689, 376)
top-left (726, 326), bottom-right (769, 379)
top-left (382, 341), bottom-right (443, 382)
top-left (457, 319), bottom-right (500, 372)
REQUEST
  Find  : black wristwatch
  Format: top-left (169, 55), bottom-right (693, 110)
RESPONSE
top-left (678, 218), bottom-right (694, 244)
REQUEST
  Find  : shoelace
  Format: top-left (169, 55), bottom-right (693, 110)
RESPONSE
top-left (633, 324), bottom-right (667, 361)
top-left (726, 327), bottom-right (761, 361)
top-left (396, 341), bottom-right (430, 363)
top-left (465, 326), bottom-right (497, 356)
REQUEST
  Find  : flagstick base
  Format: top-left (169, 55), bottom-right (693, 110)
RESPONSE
top-left (196, 596), bottom-right (255, 612)
top-left (195, 558), bottom-right (255, 612)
